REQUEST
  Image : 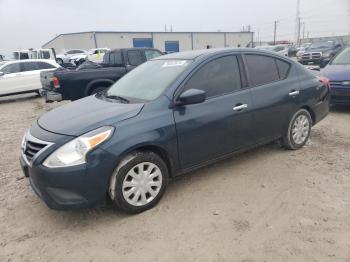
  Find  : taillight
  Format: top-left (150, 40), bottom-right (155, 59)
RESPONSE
top-left (52, 76), bottom-right (60, 89)
top-left (318, 76), bottom-right (330, 89)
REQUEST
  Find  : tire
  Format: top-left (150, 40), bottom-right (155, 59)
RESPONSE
top-left (110, 151), bottom-right (169, 213)
top-left (281, 109), bottom-right (312, 150)
top-left (90, 86), bottom-right (107, 95)
top-left (56, 58), bottom-right (63, 65)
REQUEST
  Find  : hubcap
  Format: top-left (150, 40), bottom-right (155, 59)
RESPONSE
top-left (122, 162), bottom-right (162, 207)
top-left (292, 114), bottom-right (310, 145)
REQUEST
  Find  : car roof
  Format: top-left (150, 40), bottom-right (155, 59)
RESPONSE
top-left (109, 47), bottom-right (160, 52)
top-left (154, 48), bottom-right (268, 60)
top-left (4, 59), bottom-right (56, 63)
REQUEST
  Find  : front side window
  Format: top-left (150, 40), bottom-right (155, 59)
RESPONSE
top-left (183, 56), bottom-right (242, 98)
top-left (128, 50), bottom-right (144, 66)
top-left (1, 63), bottom-right (21, 74)
top-left (145, 50), bottom-right (162, 60)
top-left (245, 55), bottom-right (280, 86)
top-left (107, 59), bottom-right (191, 101)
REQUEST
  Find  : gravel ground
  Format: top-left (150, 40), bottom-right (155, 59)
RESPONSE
top-left (1, 94), bottom-right (350, 262)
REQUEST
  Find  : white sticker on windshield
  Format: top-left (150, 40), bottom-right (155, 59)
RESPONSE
top-left (162, 60), bottom-right (188, 67)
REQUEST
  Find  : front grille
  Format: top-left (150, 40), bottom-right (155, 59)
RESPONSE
top-left (311, 52), bottom-right (321, 59)
top-left (302, 53), bottom-right (311, 59)
top-left (24, 141), bottom-right (47, 162)
top-left (22, 132), bottom-right (52, 164)
top-left (301, 52), bottom-right (322, 60)
top-left (330, 81), bottom-right (350, 90)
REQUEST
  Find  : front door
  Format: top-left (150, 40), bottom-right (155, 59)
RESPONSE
top-left (173, 55), bottom-right (255, 169)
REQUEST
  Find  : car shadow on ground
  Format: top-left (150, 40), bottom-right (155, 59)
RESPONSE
top-left (35, 141), bottom-right (284, 227)
top-left (0, 93), bottom-right (40, 104)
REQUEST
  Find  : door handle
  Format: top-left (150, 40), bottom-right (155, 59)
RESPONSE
top-left (289, 90), bottom-right (300, 96)
top-left (233, 104), bottom-right (248, 111)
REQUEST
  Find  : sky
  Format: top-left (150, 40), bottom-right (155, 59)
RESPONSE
top-left (0, 0), bottom-right (349, 55)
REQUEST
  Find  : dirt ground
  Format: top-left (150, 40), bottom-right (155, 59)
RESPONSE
top-left (1, 94), bottom-right (350, 262)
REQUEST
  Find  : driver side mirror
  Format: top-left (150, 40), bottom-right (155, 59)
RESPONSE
top-left (176, 89), bottom-right (206, 106)
top-left (0, 72), bottom-right (4, 77)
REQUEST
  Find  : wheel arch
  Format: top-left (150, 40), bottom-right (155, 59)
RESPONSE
top-left (300, 105), bottom-right (316, 125)
top-left (121, 144), bottom-right (175, 178)
top-left (85, 79), bottom-right (114, 96)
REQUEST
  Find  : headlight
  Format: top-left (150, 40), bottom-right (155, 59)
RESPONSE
top-left (322, 52), bottom-right (331, 58)
top-left (43, 126), bottom-right (114, 168)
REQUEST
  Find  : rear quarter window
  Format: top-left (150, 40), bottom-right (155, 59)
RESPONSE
top-left (276, 59), bottom-right (291, 79)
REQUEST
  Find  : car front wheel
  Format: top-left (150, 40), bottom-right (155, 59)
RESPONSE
top-left (281, 109), bottom-right (312, 150)
top-left (109, 151), bottom-right (169, 213)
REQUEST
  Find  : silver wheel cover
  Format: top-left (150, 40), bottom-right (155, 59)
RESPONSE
top-left (122, 162), bottom-right (163, 207)
top-left (292, 114), bottom-right (310, 145)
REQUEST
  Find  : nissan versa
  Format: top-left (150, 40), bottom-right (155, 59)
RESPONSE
top-left (20, 48), bottom-right (330, 213)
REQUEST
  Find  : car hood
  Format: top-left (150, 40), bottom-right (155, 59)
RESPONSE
top-left (38, 95), bottom-right (144, 136)
top-left (306, 47), bottom-right (333, 53)
top-left (321, 64), bottom-right (350, 81)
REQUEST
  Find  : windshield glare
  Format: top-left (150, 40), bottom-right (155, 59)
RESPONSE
top-left (331, 47), bottom-right (350, 65)
top-left (309, 41), bottom-right (335, 49)
top-left (107, 59), bottom-right (191, 102)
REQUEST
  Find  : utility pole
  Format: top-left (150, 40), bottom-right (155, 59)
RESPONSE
top-left (273, 21), bottom-right (278, 45)
top-left (297, 17), bottom-right (301, 46)
top-left (295, 0), bottom-right (301, 44)
top-left (302, 22), bottom-right (305, 40)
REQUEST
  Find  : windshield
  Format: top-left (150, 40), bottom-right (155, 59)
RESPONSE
top-left (331, 47), bottom-right (350, 65)
top-left (106, 59), bottom-right (191, 102)
top-left (309, 41), bottom-right (335, 49)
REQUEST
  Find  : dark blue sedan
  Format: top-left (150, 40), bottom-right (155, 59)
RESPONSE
top-left (20, 48), bottom-right (329, 213)
top-left (322, 47), bottom-right (350, 106)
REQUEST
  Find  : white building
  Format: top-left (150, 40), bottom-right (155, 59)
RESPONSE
top-left (42, 31), bottom-right (254, 54)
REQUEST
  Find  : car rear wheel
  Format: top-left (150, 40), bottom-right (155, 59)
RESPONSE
top-left (281, 109), bottom-right (312, 150)
top-left (110, 151), bottom-right (169, 213)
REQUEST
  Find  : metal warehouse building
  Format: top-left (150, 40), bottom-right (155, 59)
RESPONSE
top-left (42, 31), bottom-right (254, 54)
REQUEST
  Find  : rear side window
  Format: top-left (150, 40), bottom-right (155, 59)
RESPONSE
top-left (276, 59), bottom-right (291, 79)
top-left (2, 63), bottom-right (21, 74)
top-left (41, 51), bottom-right (51, 59)
top-left (183, 56), bottom-right (242, 98)
top-left (21, 62), bottom-right (39, 72)
top-left (128, 50), bottom-right (144, 66)
top-left (109, 51), bottom-right (123, 65)
top-left (245, 55), bottom-right (280, 86)
top-left (36, 62), bottom-right (55, 70)
top-left (145, 50), bottom-right (162, 60)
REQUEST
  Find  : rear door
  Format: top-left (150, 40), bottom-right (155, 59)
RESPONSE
top-left (174, 55), bottom-right (255, 169)
top-left (243, 54), bottom-right (298, 142)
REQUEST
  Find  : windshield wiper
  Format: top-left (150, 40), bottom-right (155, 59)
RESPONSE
top-left (105, 94), bottom-right (130, 103)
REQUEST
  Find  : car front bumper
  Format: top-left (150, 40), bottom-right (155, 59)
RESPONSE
top-left (19, 127), bottom-right (117, 210)
top-left (330, 88), bottom-right (350, 105)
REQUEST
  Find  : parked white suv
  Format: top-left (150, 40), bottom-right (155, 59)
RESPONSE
top-left (0, 59), bottom-right (60, 97)
top-left (69, 48), bottom-right (110, 65)
top-left (56, 49), bottom-right (86, 65)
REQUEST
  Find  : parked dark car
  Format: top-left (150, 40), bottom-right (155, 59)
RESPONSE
top-left (40, 48), bottom-right (163, 102)
top-left (321, 46), bottom-right (350, 106)
top-left (20, 48), bottom-right (329, 213)
top-left (298, 39), bottom-right (343, 67)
